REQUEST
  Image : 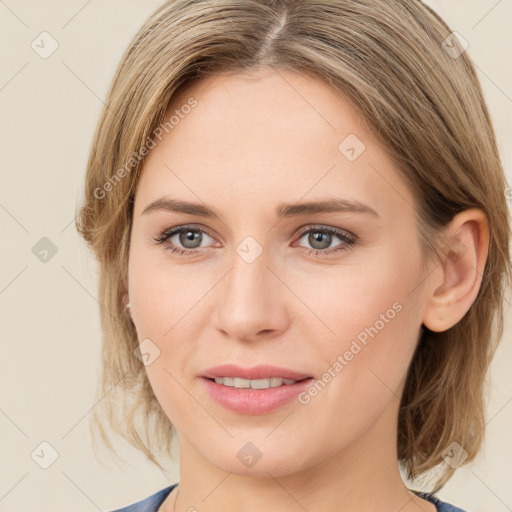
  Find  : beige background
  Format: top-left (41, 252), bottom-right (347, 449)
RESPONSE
top-left (0, 1), bottom-right (510, 511)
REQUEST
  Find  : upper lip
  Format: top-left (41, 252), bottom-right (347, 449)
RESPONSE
top-left (202, 364), bottom-right (313, 381)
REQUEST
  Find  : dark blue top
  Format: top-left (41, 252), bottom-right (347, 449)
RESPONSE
top-left (109, 483), bottom-right (469, 512)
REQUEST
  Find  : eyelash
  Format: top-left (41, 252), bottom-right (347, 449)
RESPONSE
top-left (153, 224), bottom-right (357, 257)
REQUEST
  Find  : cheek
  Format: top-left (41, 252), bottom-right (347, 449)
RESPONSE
top-left (305, 243), bottom-right (419, 324)
top-left (128, 240), bottom-right (207, 338)
top-left (127, 258), bottom-right (209, 431)
top-left (296, 243), bottom-right (424, 395)
top-left (127, 243), bottom-right (216, 408)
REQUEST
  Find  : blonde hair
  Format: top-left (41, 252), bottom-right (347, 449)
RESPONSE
top-left (76, 0), bottom-right (512, 492)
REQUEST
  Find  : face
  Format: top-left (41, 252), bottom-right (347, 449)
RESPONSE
top-left (127, 68), bottom-right (430, 477)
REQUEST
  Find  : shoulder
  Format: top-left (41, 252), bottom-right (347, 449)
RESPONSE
top-left (107, 483), bottom-right (178, 512)
top-left (411, 489), bottom-right (470, 512)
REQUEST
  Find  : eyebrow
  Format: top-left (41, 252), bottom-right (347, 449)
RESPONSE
top-left (141, 197), bottom-right (379, 219)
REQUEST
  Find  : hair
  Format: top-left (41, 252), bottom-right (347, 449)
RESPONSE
top-left (76, 0), bottom-right (511, 493)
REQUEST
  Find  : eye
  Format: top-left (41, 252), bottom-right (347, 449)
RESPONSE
top-left (153, 224), bottom-right (357, 257)
top-left (153, 224), bottom-right (217, 256)
top-left (293, 225), bottom-right (356, 257)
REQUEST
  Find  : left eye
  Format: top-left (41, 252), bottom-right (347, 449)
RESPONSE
top-left (293, 225), bottom-right (356, 256)
top-left (154, 224), bottom-right (356, 257)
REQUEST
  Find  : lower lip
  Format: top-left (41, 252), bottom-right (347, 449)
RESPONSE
top-left (200, 377), bottom-right (314, 415)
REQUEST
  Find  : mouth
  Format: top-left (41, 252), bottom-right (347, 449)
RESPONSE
top-left (205, 376), bottom-right (311, 389)
top-left (199, 364), bottom-right (315, 414)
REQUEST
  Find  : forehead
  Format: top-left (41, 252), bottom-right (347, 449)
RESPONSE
top-left (135, 69), bottom-right (416, 222)
top-left (166, 68), bottom-right (367, 154)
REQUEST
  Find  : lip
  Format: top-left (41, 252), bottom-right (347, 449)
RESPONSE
top-left (200, 376), bottom-right (314, 415)
top-left (201, 364), bottom-right (313, 381)
top-left (200, 364), bottom-right (314, 415)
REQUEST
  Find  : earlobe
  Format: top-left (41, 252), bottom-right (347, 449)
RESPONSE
top-left (422, 209), bottom-right (489, 333)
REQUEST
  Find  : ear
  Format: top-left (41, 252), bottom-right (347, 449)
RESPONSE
top-left (122, 293), bottom-right (132, 319)
top-left (422, 208), bottom-right (489, 332)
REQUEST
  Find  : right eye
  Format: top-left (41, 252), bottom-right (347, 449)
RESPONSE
top-left (154, 224), bottom-right (217, 256)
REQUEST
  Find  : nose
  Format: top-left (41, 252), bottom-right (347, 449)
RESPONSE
top-left (212, 247), bottom-right (289, 342)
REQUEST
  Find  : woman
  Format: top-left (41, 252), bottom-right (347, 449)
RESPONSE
top-left (76, 1), bottom-right (511, 511)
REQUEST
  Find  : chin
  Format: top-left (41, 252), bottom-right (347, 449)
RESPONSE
top-left (191, 435), bottom-right (316, 478)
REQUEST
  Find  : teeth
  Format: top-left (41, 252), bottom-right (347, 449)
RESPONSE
top-left (213, 376), bottom-right (299, 389)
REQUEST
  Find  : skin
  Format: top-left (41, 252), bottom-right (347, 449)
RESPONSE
top-left (126, 68), bottom-right (489, 512)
